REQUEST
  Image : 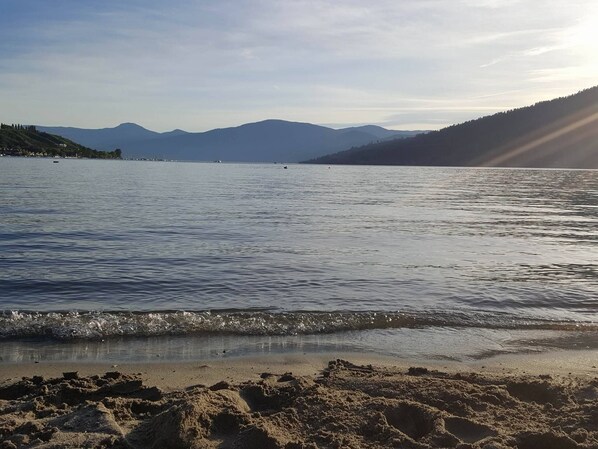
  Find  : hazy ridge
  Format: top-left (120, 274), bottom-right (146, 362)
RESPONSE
top-left (39, 120), bottom-right (422, 162)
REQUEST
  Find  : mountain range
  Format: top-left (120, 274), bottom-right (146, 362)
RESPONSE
top-left (309, 86), bottom-right (598, 169)
top-left (38, 121), bottom-right (422, 162)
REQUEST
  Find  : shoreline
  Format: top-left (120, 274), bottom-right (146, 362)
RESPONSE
top-left (2, 348), bottom-right (596, 391)
top-left (2, 325), bottom-right (595, 370)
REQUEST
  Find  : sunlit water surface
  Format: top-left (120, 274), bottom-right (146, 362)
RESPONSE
top-left (0, 158), bottom-right (596, 361)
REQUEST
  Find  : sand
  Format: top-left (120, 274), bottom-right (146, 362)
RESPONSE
top-left (0, 351), bottom-right (597, 449)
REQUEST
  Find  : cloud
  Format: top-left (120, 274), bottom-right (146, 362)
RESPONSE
top-left (0, 0), bottom-right (596, 131)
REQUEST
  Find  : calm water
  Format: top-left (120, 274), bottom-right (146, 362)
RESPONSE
top-left (0, 158), bottom-right (596, 361)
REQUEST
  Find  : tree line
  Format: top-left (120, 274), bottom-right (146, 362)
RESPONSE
top-left (1, 123), bottom-right (38, 132)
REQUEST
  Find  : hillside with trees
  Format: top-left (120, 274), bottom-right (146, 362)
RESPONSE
top-left (308, 86), bottom-right (598, 169)
top-left (0, 124), bottom-right (121, 159)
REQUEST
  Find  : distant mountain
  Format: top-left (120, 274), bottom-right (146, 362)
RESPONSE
top-left (38, 120), bottom-right (422, 162)
top-left (38, 122), bottom-right (162, 151)
top-left (342, 125), bottom-right (415, 140)
top-left (309, 86), bottom-right (598, 169)
top-left (0, 124), bottom-right (121, 159)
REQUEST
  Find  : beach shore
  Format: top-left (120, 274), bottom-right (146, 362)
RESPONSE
top-left (1, 350), bottom-right (596, 448)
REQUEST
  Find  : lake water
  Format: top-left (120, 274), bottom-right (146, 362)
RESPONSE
top-left (0, 158), bottom-right (596, 362)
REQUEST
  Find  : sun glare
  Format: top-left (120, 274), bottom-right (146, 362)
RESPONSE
top-left (568, 11), bottom-right (598, 65)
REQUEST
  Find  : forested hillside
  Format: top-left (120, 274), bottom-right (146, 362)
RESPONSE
top-left (0, 124), bottom-right (121, 159)
top-left (309, 86), bottom-right (598, 169)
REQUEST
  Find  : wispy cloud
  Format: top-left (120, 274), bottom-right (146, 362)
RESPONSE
top-left (0, 0), bottom-right (595, 131)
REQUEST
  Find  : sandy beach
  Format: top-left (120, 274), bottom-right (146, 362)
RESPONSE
top-left (1, 350), bottom-right (596, 449)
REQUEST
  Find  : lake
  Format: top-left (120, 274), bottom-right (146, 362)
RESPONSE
top-left (0, 158), bottom-right (596, 362)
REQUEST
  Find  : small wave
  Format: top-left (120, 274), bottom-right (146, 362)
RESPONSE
top-left (0, 310), bottom-right (595, 341)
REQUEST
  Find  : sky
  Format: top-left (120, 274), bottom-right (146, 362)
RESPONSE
top-left (0, 0), bottom-right (596, 132)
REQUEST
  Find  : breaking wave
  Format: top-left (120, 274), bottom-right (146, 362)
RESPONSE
top-left (1, 310), bottom-right (595, 341)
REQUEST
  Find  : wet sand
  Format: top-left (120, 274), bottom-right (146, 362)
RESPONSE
top-left (1, 350), bottom-right (596, 448)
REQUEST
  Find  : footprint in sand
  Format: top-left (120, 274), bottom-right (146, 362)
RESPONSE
top-left (443, 416), bottom-right (497, 444)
